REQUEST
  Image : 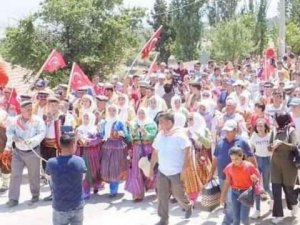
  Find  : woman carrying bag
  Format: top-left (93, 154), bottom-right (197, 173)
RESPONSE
top-left (220, 146), bottom-right (259, 225)
top-left (269, 112), bottom-right (299, 224)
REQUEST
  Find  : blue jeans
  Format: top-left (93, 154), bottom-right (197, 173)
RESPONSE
top-left (109, 182), bottom-right (119, 195)
top-left (53, 208), bottom-right (83, 225)
top-left (219, 178), bottom-right (233, 225)
top-left (231, 189), bottom-right (250, 225)
top-left (255, 156), bottom-right (271, 211)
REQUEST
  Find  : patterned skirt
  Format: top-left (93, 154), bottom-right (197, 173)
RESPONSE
top-left (183, 150), bottom-right (203, 195)
top-left (100, 139), bottom-right (128, 182)
top-left (125, 143), bottom-right (155, 197)
top-left (76, 144), bottom-right (101, 186)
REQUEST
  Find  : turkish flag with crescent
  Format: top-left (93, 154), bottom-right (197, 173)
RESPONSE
top-left (141, 25), bottom-right (163, 59)
top-left (43, 50), bottom-right (67, 73)
top-left (70, 63), bottom-right (93, 90)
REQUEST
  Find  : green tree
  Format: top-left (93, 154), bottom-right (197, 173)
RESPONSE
top-left (171, 0), bottom-right (206, 60)
top-left (207, 16), bottom-right (255, 63)
top-left (148, 0), bottom-right (176, 63)
top-left (286, 21), bottom-right (300, 54)
top-left (253, 0), bottom-right (268, 55)
top-left (207, 0), bottom-right (239, 26)
top-left (1, 0), bottom-right (145, 86)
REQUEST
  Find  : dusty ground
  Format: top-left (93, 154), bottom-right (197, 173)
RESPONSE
top-left (0, 170), bottom-right (299, 225)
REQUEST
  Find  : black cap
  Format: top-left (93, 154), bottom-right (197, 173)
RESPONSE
top-left (21, 101), bottom-right (32, 108)
top-left (263, 82), bottom-right (274, 88)
top-left (95, 95), bottom-right (108, 102)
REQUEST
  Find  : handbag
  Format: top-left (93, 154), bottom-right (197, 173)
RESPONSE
top-left (253, 179), bottom-right (264, 196)
top-left (290, 145), bottom-right (300, 169)
top-left (200, 178), bottom-right (221, 211)
top-left (238, 186), bottom-right (254, 207)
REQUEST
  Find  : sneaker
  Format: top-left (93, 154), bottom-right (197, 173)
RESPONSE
top-left (31, 196), bottom-right (39, 203)
top-left (250, 210), bottom-right (261, 219)
top-left (291, 205), bottom-right (298, 217)
top-left (0, 187), bottom-right (8, 193)
top-left (6, 199), bottom-right (18, 208)
top-left (43, 195), bottom-right (53, 201)
top-left (261, 192), bottom-right (269, 201)
top-left (155, 219), bottom-right (168, 225)
top-left (185, 205), bottom-right (193, 219)
top-left (271, 217), bottom-right (284, 224)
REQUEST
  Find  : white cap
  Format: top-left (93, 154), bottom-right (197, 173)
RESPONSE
top-left (222, 120), bottom-right (238, 131)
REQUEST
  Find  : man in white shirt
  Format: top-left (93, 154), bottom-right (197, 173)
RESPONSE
top-left (151, 112), bottom-right (192, 225)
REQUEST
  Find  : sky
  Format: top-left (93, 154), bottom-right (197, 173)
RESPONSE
top-left (0, 0), bottom-right (280, 37)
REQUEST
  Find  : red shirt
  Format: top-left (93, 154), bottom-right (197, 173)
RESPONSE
top-left (224, 161), bottom-right (259, 190)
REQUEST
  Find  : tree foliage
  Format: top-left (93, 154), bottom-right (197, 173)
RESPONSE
top-left (1, 0), bottom-right (145, 86)
top-left (253, 0), bottom-right (268, 55)
top-left (207, 0), bottom-right (239, 26)
top-left (207, 15), bottom-right (255, 63)
top-left (171, 0), bottom-right (206, 61)
top-left (286, 21), bottom-right (300, 54)
top-left (148, 0), bottom-right (176, 63)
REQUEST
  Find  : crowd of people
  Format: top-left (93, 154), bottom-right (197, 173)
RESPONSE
top-left (0, 50), bottom-right (300, 225)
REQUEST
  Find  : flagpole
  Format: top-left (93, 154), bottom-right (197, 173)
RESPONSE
top-left (66, 62), bottom-right (75, 99)
top-left (29, 49), bottom-right (56, 89)
top-left (147, 52), bottom-right (159, 78)
top-left (6, 88), bottom-right (14, 111)
top-left (126, 25), bottom-right (163, 76)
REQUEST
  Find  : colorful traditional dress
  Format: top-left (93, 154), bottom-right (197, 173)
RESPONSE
top-left (125, 118), bottom-right (157, 200)
top-left (76, 113), bottom-right (101, 199)
top-left (99, 119), bottom-right (129, 196)
top-left (182, 113), bottom-right (212, 204)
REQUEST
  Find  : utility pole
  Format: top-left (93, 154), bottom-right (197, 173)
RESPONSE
top-left (278, 0), bottom-right (286, 58)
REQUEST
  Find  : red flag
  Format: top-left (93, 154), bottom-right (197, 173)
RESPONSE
top-left (43, 50), bottom-right (67, 73)
top-left (69, 63), bottom-right (93, 90)
top-left (141, 25), bottom-right (163, 59)
top-left (7, 88), bottom-right (21, 114)
top-left (0, 61), bottom-right (9, 86)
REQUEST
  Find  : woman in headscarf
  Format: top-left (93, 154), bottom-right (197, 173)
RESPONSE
top-left (170, 95), bottom-right (189, 118)
top-left (76, 94), bottom-right (96, 125)
top-left (76, 112), bottom-right (101, 199)
top-left (117, 94), bottom-right (135, 124)
top-left (99, 104), bottom-right (129, 197)
top-left (125, 107), bottom-right (157, 201)
top-left (269, 112), bottom-right (298, 224)
top-left (198, 100), bottom-right (213, 130)
top-left (182, 112), bottom-right (212, 205)
top-left (147, 96), bottom-right (163, 122)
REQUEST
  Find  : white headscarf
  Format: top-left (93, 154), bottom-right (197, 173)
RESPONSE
top-left (136, 107), bottom-right (152, 126)
top-left (170, 95), bottom-right (182, 112)
top-left (117, 94), bottom-right (129, 123)
top-left (188, 112), bottom-right (207, 136)
top-left (77, 112), bottom-right (97, 138)
top-left (103, 104), bottom-right (119, 141)
top-left (147, 96), bottom-right (163, 121)
top-left (80, 94), bottom-right (96, 114)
